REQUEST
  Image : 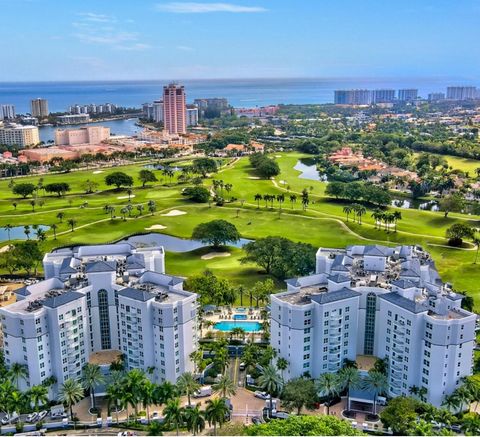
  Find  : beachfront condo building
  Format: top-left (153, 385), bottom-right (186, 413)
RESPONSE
top-left (0, 124), bottom-right (40, 147)
top-left (163, 83), bottom-right (186, 134)
top-left (270, 244), bottom-right (476, 407)
top-left (0, 243), bottom-right (198, 398)
top-left (30, 98), bottom-right (49, 118)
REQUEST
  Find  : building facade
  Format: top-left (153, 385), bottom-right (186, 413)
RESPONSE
top-left (55, 126), bottom-right (110, 146)
top-left (186, 106), bottom-right (199, 127)
top-left (0, 243), bottom-right (198, 398)
top-left (447, 87), bottom-right (477, 100)
top-left (270, 245), bottom-right (476, 407)
top-left (428, 93), bottom-right (446, 101)
top-left (163, 83), bottom-right (186, 134)
top-left (398, 89), bottom-right (418, 101)
top-left (334, 90), bottom-right (373, 105)
top-left (0, 104), bottom-right (16, 120)
top-left (0, 124), bottom-right (39, 147)
top-left (56, 114), bottom-right (91, 125)
top-left (372, 89), bottom-right (395, 103)
top-left (31, 99), bottom-right (49, 118)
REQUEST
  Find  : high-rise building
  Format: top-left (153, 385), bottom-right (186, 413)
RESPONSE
top-left (30, 98), bottom-right (49, 118)
top-left (163, 83), bottom-right (186, 134)
top-left (0, 243), bottom-right (198, 399)
top-left (0, 104), bottom-right (16, 120)
top-left (270, 244), bottom-right (476, 407)
top-left (334, 90), bottom-right (372, 105)
top-left (372, 89), bottom-right (395, 103)
top-left (194, 98), bottom-right (229, 117)
top-left (153, 100), bottom-right (164, 123)
top-left (398, 89), bottom-right (418, 101)
top-left (446, 86), bottom-right (477, 100)
top-left (186, 106), bottom-right (199, 127)
top-left (0, 124), bottom-right (39, 147)
top-left (428, 93), bottom-right (446, 102)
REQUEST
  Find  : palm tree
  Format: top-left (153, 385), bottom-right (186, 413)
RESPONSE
top-left (56, 212), bottom-right (65, 222)
top-left (290, 194), bottom-right (297, 209)
top-left (361, 370), bottom-right (388, 415)
top-left (141, 380), bottom-right (155, 423)
top-left (106, 205), bottom-right (115, 220)
top-left (58, 378), bottom-right (84, 421)
top-left (28, 385), bottom-right (49, 412)
top-left (204, 398), bottom-right (229, 436)
top-left (213, 374), bottom-right (236, 399)
top-left (82, 363), bottom-right (104, 410)
top-left (392, 211), bottom-right (402, 232)
top-left (154, 380), bottom-right (178, 407)
top-left (67, 218), bottom-right (77, 232)
top-left (163, 398), bottom-right (184, 436)
top-left (371, 209), bottom-right (383, 229)
top-left (127, 188), bottom-right (133, 201)
top-left (147, 200), bottom-right (156, 215)
top-left (276, 357), bottom-right (288, 380)
top-left (343, 205), bottom-right (352, 222)
top-left (51, 223), bottom-right (58, 240)
top-left (254, 193), bottom-right (262, 209)
top-left (184, 405), bottom-right (205, 436)
top-left (124, 369), bottom-right (148, 418)
top-left (23, 225), bottom-right (30, 240)
top-left (120, 207), bottom-right (128, 221)
top-left (3, 224), bottom-right (12, 241)
top-left (258, 364), bottom-right (283, 413)
top-left (136, 204), bottom-right (145, 217)
top-left (473, 238), bottom-right (480, 264)
top-left (316, 373), bottom-right (340, 415)
top-left (106, 377), bottom-right (124, 424)
top-left (177, 372), bottom-right (200, 407)
top-left (9, 363), bottom-right (28, 389)
top-left (354, 205), bottom-right (366, 224)
top-left (338, 367), bottom-right (360, 411)
top-left (442, 393), bottom-right (461, 413)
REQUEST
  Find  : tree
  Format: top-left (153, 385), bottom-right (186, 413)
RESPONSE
top-left (380, 396), bottom-right (419, 435)
top-left (446, 223), bottom-right (474, 247)
top-left (343, 205), bottom-right (352, 222)
top-left (51, 223), bottom-right (58, 240)
top-left (147, 200), bottom-right (156, 215)
top-left (183, 186), bottom-right (211, 203)
top-left (58, 378), bottom-right (84, 420)
top-left (80, 179), bottom-right (99, 194)
top-left (246, 415), bottom-right (362, 436)
top-left (361, 370), bottom-right (388, 415)
top-left (439, 193), bottom-right (465, 218)
top-left (192, 158), bottom-right (217, 177)
top-left (12, 183), bottom-right (36, 198)
top-left (105, 172), bottom-right (134, 189)
top-left (254, 193), bottom-right (262, 209)
top-left (57, 212), bottom-right (65, 222)
top-left (9, 363), bottom-right (28, 389)
top-left (67, 218), bottom-right (77, 232)
top-left (213, 374), bottom-right (236, 399)
top-left (326, 182), bottom-right (346, 199)
top-left (10, 241), bottom-right (43, 275)
top-left (301, 188), bottom-right (309, 210)
top-left (316, 373), bottom-right (340, 415)
top-left (184, 404), bottom-right (205, 436)
top-left (204, 398), bottom-right (229, 436)
top-left (3, 224), bottom-right (12, 241)
top-left (163, 398), bottom-right (184, 436)
top-left (44, 182), bottom-right (71, 197)
top-left (338, 367), bottom-right (360, 411)
top-left (28, 385), bottom-right (49, 413)
top-left (177, 372), bottom-right (200, 407)
top-left (276, 357), bottom-right (288, 380)
top-left (281, 377), bottom-right (317, 415)
top-left (139, 169), bottom-right (158, 188)
top-left (258, 364), bottom-right (283, 413)
top-left (82, 363), bottom-right (104, 410)
top-left (461, 412), bottom-right (480, 435)
top-left (192, 220), bottom-right (240, 249)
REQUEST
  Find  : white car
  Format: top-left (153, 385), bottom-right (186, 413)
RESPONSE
top-left (38, 410), bottom-right (48, 421)
top-left (1, 415), bottom-right (10, 425)
top-left (273, 411), bottom-right (289, 419)
top-left (254, 391), bottom-right (269, 399)
top-left (26, 412), bottom-right (38, 423)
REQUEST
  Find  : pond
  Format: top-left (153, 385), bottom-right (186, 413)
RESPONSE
top-left (144, 164), bottom-right (182, 172)
top-left (294, 160), bottom-right (327, 182)
top-left (391, 198), bottom-right (440, 211)
top-left (122, 233), bottom-right (252, 253)
top-left (0, 225), bottom-right (50, 242)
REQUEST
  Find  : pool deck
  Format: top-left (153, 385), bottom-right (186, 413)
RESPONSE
top-left (202, 307), bottom-right (265, 336)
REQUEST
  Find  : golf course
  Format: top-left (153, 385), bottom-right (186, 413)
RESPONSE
top-left (1, 152), bottom-right (480, 308)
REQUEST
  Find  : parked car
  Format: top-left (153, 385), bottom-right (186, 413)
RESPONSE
top-left (272, 411), bottom-right (289, 419)
top-left (150, 411), bottom-right (160, 420)
top-left (26, 412), bottom-right (38, 423)
top-left (254, 391), bottom-right (269, 399)
top-left (1, 414), bottom-right (11, 425)
top-left (193, 386), bottom-right (212, 398)
top-left (38, 410), bottom-right (48, 421)
top-left (251, 416), bottom-right (262, 425)
top-left (239, 362), bottom-right (246, 371)
top-left (10, 413), bottom-right (19, 424)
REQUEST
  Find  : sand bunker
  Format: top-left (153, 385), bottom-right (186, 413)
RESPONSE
top-left (248, 176), bottom-right (260, 180)
top-left (145, 224), bottom-right (167, 230)
top-left (275, 155), bottom-right (282, 158)
top-left (93, 170), bottom-right (104, 174)
top-left (0, 245), bottom-right (12, 253)
top-left (117, 195), bottom-right (136, 200)
top-left (279, 180), bottom-right (287, 185)
top-left (201, 252), bottom-right (231, 260)
top-left (161, 209), bottom-right (187, 217)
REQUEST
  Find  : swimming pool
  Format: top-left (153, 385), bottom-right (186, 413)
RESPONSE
top-left (213, 321), bottom-right (262, 332)
top-left (236, 307), bottom-right (247, 312)
top-left (233, 314), bottom-right (247, 320)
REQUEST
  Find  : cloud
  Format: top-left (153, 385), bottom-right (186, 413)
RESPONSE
top-left (73, 12), bottom-right (150, 51)
top-left (176, 45), bottom-right (194, 51)
top-left (156, 2), bottom-right (267, 13)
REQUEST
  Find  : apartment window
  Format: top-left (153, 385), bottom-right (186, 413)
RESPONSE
top-left (304, 328), bottom-right (310, 334)
top-left (98, 289), bottom-right (111, 349)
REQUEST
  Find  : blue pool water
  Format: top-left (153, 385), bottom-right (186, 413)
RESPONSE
top-left (213, 321), bottom-right (262, 332)
top-left (236, 308), bottom-right (247, 312)
top-left (233, 314), bottom-right (247, 320)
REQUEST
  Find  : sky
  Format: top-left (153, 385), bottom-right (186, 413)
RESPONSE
top-left (0, 0), bottom-right (479, 81)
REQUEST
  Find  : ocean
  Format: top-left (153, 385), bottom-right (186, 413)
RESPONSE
top-left (0, 77), bottom-right (476, 114)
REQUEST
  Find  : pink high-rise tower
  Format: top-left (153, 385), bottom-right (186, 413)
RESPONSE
top-left (163, 83), bottom-right (186, 134)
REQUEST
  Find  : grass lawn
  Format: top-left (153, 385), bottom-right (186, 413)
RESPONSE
top-left (2, 153), bottom-right (480, 309)
top-left (414, 152), bottom-right (480, 174)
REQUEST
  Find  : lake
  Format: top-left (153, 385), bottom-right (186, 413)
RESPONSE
top-left (294, 159), bottom-right (326, 181)
top-left (0, 225), bottom-right (50, 242)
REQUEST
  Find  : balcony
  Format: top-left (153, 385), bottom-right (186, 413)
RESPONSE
top-left (392, 346), bottom-right (404, 354)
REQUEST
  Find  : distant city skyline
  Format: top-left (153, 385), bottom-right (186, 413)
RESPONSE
top-left (0, 0), bottom-right (479, 81)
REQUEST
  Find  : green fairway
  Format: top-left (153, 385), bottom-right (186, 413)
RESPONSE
top-left (414, 152), bottom-right (480, 174)
top-left (1, 153), bottom-right (480, 309)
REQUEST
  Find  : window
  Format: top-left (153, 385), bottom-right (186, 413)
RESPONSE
top-left (98, 289), bottom-right (111, 349)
